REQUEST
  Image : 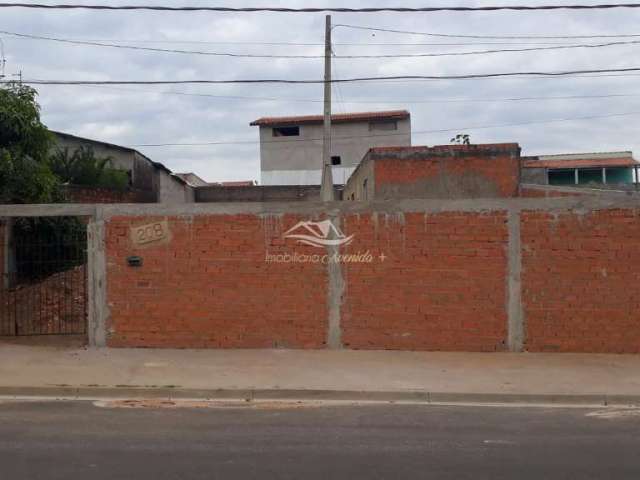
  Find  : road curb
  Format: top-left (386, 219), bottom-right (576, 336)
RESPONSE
top-left (2, 386), bottom-right (640, 406)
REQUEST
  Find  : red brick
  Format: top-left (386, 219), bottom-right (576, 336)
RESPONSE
top-left (340, 211), bottom-right (509, 351)
top-left (522, 208), bottom-right (640, 353)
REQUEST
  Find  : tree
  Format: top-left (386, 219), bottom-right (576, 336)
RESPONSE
top-left (450, 134), bottom-right (471, 146)
top-left (0, 84), bottom-right (83, 281)
top-left (0, 82), bottom-right (59, 204)
top-left (49, 146), bottom-right (129, 190)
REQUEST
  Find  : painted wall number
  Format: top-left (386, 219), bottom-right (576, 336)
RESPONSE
top-left (131, 220), bottom-right (169, 246)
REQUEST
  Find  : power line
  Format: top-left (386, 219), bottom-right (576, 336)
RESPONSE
top-left (336, 40), bottom-right (640, 58)
top-left (0, 30), bottom-right (324, 58)
top-left (335, 23), bottom-right (640, 40)
top-left (7, 67), bottom-right (640, 85)
top-left (2, 33), bottom-right (614, 46)
top-left (71, 83), bottom-right (640, 105)
top-left (127, 110), bottom-right (640, 147)
top-left (349, 73), bottom-right (640, 84)
top-left (2, 3), bottom-right (640, 12)
top-left (5, 29), bottom-right (640, 59)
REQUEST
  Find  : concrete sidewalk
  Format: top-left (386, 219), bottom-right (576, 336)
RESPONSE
top-left (1, 343), bottom-right (640, 405)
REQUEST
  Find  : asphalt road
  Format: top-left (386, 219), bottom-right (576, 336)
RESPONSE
top-left (1, 400), bottom-right (639, 479)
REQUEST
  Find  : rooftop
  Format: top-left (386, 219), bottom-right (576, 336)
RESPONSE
top-left (52, 130), bottom-right (188, 185)
top-left (249, 110), bottom-right (410, 127)
top-left (523, 151), bottom-right (637, 169)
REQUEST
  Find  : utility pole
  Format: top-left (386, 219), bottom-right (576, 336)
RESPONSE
top-left (0, 38), bottom-right (6, 79)
top-left (320, 14), bottom-right (334, 202)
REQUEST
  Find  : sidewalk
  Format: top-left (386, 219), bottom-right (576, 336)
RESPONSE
top-left (1, 343), bottom-right (640, 405)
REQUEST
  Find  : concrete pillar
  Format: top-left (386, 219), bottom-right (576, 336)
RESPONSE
top-left (507, 209), bottom-right (524, 352)
top-left (326, 213), bottom-right (345, 349)
top-left (87, 210), bottom-right (108, 347)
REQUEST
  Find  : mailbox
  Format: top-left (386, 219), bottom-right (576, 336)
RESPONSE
top-left (127, 256), bottom-right (143, 267)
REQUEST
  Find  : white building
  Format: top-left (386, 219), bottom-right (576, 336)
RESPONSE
top-left (250, 110), bottom-right (411, 185)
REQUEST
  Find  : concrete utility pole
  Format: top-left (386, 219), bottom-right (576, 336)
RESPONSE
top-left (320, 14), bottom-right (335, 202)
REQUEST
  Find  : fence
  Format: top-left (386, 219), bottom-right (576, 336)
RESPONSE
top-left (0, 217), bottom-right (88, 336)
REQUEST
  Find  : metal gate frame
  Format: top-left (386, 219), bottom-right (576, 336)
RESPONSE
top-left (0, 205), bottom-right (105, 347)
top-left (1, 220), bottom-right (88, 336)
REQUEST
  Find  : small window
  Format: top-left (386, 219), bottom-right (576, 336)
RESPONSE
top-left (331, 156), bottom-right (342, 166)
top-left (369, 120), bottom-right (398, 132)
top-left (362, 178), bottom-right (368, 200)
top-left (548, 169), bottom-right (576, 185)
top-left (272, 126), bottom-right (300, 137)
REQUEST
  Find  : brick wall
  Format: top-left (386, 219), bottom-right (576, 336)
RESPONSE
top-left (340, 211), bottom-right (508, 351)
top-left (521, 208), bottom-right (640, 353)
top-left (520, 186), bottom-right (588, 197)
top-left (106, 214), bottom-right (328, 348)
top-left (372, 144), bottom-right (521, 199)
top-left (64, 185), bottom-right (155, 203)
top-left (103, 201), bottom-right (640, 353)
top-left (105, 209), bottom-right (510, 351)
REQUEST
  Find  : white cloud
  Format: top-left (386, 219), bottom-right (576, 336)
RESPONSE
top-left (2, 0), bottom-right (640, 182)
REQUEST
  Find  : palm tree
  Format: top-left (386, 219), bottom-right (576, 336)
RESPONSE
top-left (48, 146), bottom-right (128, 189)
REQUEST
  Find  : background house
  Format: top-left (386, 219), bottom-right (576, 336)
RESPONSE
top-left (344, 144), bottom-right (522, 201)
top-left (250, 110), bottom-right (411, 186)
top-left (175, 173), bottom-right (209, 187)
top-left (52, 131), bottom-right (193, 203)
top-left (522, 151), bottom-right (638, 187)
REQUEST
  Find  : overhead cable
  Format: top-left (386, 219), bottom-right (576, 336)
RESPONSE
top-left (334, 23), bottom-right (640, 40)
top-left (1, 3), bottom-right (640, 12)
top-left (71, 84), bottom-right (640, 104)
top-left (4, 30), bottom-right (640, 59)
top-left (5, 67), bottom-right (640, 85)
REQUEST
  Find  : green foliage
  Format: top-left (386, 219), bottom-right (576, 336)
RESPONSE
top-left (49, 146), bottom-right (129, 190)
top-left (450, 134), bottom-right (471, 145)
top-left (12, 216), bottom-right (87, 281)
top-left (0, 82), bottom-right (59, 203)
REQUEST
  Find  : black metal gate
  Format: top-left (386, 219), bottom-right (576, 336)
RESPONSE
top-left (0, 218), bottom-right (87, 336)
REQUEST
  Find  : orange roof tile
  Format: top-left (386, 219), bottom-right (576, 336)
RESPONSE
top-left (250, 110), bottom-right (410, 126)
top-left (524, 156), bottom-right (637, 169)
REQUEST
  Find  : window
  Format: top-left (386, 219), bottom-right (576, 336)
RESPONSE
top-left (548, 169), bottom-right (576, 186)
top-left (578, 168), bottom-right (603, 185)
top-left (605, 167), bottom-right (633, 184)
top-left (369, 120), bottom-right (398, 131)
top-left (272, 126), bottom-right (300, 137)
top-left (362, 178), bottom-right (368, 200)
top-left (331, 156), bottom-right (342, 166)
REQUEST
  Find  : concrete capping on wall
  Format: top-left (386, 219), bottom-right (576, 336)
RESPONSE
top-left (367, 143), bottom-right (521, 161)
top-left (0, 204), bottom-right (97, 217)
top-left (520, 183), bottom-right (640, 196)
top-left (195, 185), bottom-right (327, 203)
top-left (2, 196), bottom-right (640, 219)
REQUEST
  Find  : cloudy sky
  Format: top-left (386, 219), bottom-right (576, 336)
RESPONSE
top-left (2, 0), bottom-right (640, 182)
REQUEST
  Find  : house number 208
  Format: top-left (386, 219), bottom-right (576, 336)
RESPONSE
top-left (137, 223), bottom-right (164, 242)
top-left (131, 220), bottom-right (169, 246)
